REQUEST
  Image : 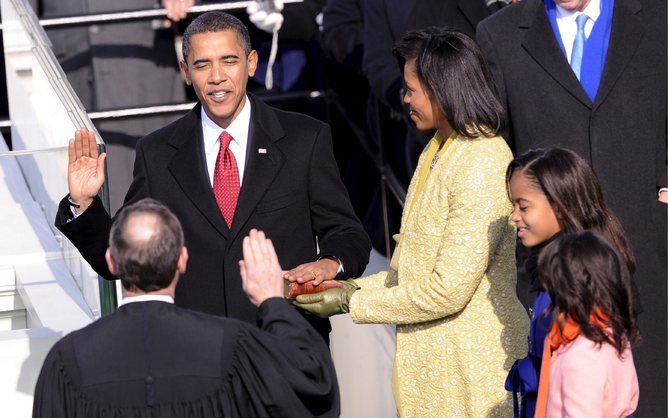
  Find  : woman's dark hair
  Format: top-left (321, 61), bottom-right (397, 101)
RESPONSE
top-left (392, 26), bottom-right (506, 138)
top-left (507, 148), bottom-right (636, 274)
top-left (539, 231), bottom-right (641, 355)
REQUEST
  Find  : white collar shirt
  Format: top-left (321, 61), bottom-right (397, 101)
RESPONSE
top-left (555, 0), bottom-right (601, 63)
top-left (119, 294), bottom-right (175, 306)
top-left (201, 96), bottom-right (252, 186)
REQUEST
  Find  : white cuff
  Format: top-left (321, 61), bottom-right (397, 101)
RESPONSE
top-left (70, 205), bottom-right (81, 219)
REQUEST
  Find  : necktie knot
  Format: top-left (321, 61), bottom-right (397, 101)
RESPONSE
top-left (576, 13), bottom-right (589, 32)
top-left (220, 131), bottom-right (233, 151)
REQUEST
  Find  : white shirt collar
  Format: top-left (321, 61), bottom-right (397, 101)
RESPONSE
top-left (201, 95), bottom-right (252, 156)
top-left (556, 0), bottom-right (601, 23)
top-left (119, 294), bottom-right (175, 306)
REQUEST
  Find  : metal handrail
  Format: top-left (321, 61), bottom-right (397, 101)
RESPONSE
top-left (0, 1), bottom-right (303, 29)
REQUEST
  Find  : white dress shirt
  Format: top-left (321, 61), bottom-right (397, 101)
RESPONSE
top-left (119, 294), bottom-right (175, 306)
top-left (201, 95), bottom-right (252, 186)
top-left (555, 0), bottom-right (601, 63)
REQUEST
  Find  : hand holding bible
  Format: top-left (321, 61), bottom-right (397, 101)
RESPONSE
top-left (292, 280), bottom-right (359, 318)
top-left (283, 258), bottom-right (340, 285)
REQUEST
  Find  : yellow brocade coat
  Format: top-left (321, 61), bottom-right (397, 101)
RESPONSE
top-left (349, 134), bottom-right (528, 418)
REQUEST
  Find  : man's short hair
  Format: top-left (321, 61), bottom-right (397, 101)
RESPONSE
top-left (182, 11), bottom-right (252, 61)
top-left (109, 198), bottom-right (184, 292)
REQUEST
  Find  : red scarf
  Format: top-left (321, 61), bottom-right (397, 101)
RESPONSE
top-left (534, 310), bottom-right (609, 418)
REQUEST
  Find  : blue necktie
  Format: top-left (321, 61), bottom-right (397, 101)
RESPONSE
top-left (570, 14), bottom-right (589, 80)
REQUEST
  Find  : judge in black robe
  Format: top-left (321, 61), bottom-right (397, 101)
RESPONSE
top-left (32, 299), bottom-right (338, 418)
top-left (33, 198), bottom-right (339, 418)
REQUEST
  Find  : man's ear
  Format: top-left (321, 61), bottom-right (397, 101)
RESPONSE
top-left (247, 50), bottom-right (258, 78)
top-left (179, 60), bottom-right (192, 85)
top-left (105, 249), bottom-right (117, 275)
top-left (177, 246), bottom-right (189, 274)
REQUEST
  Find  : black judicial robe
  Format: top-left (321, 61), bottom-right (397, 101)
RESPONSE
top-left (32, 298), bottom-right (339, 418)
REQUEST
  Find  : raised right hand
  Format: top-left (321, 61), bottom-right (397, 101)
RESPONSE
top-left (67, 128), bottom-right (106, 214)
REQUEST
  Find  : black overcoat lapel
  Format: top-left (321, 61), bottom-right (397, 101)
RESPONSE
top-left (230, 95), bottom-right (286, 242)
top-left (593, 0), bottom-right (643, 110)
top-left (520, 0), bottom-right (593, 108)
top-left (167, 105), bottom-right (230, 238)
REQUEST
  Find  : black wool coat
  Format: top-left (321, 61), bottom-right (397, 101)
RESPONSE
top-left (56, 94), bottom-right (371, 339)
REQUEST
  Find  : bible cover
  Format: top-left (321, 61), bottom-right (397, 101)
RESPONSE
top-left (284, 280), bottom-right (343, 299)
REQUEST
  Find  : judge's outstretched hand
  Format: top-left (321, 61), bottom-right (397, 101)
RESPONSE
top-left (67, 128), bottom-right (106, 214)
top-left (239, 229), bottom-right (284, 307)
top-left (293, 280), bottom-right (359, 318)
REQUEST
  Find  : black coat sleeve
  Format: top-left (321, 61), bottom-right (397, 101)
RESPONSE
top-left (229, 298), bottom-right (340, 417)
top-left (362, 0), bottom-right (404, 113)
top-left (320, 0), bottom-right (364, 69)
top-left (307, 124), bottom-right (371, 278)
top-left (279, 0), bottom-right (325, 41)
top-left (405, 0), bottom-right (489, 38)
top-left (476, 19), bottom-right (512, 147)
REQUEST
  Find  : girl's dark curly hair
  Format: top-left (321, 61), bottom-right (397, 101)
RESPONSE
top-left (539, 231), bottom-right (641, 355)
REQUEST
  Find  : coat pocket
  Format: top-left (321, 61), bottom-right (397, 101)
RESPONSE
top-left (255, 193), bottom-right (297, 214)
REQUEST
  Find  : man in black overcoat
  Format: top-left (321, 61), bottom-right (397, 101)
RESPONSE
top-left (34, 199), bottom-right (339, 417)
top-left (477, 0), bottom-right (667, 414)
top-left (55, 12), bottom-right (371, 342)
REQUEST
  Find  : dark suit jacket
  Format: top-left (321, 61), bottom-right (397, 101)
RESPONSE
top-left (477, 1), bottom-right (667, 414)
top-left (362, 0), bottom-right (415, 113)
top-left (363, 0), bottom-right (491, 113)
top-left (32, 298), bottom-right (339, 417)
top-left (56, 94), bottom-right (371, 338)
top-left (405, 0), bottom-right (490, 37)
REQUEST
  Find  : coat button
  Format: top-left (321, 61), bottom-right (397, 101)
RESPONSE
top-left (145, 376), bottom-right (153, 384)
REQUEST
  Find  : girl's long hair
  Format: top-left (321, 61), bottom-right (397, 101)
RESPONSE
top-left (539, 232), bottom-right (641, 354)
top-left (507, 148), bottom-right (636, 274)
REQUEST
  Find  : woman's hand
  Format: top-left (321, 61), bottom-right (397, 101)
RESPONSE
top-left (293, 280), bottom-right (359, 318)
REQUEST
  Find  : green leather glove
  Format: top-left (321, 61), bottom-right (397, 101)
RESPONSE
top-left (293, 280), bottom-right (360, 318)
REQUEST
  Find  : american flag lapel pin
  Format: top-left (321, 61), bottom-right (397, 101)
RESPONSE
top-left (258, 148), bottom-right (267, 154)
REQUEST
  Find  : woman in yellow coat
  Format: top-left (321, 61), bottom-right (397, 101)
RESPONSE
top-left (294, 28), bottom-right (528, 417)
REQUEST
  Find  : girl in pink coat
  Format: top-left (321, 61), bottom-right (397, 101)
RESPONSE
top-left (534, 231), bottom-right (640, 418)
